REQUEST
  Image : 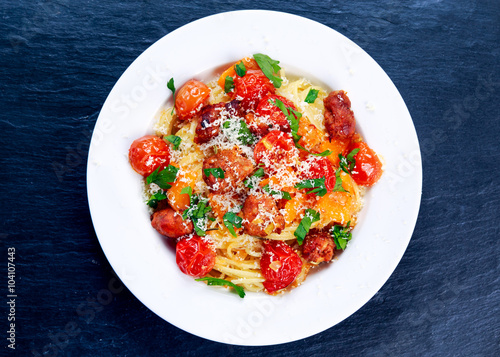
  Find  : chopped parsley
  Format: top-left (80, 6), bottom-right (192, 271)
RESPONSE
top-left (262, 184), bottom-right (292, 200)
top-left (295, 142), bottom-right (332, 157)
top-left (223, 211), bottom-right (243, 237)
top-left (333, 168), bottom-right (348, 193)
top-left (271, 98), bottom-right (302, 142)
top-left (253, 53), bottom-right (282, 88)
top-left (167, 78), bottom-right (176, 115)
top-left (304, 88), bottom-right (319, 103)
top-left (331, 222), bottom-right (352, 250)
top-left (295, 178), bottom-right (328, 197)
top-left (234, 61), bottom-right (247, 77)
top-left (295, 209), bottom-right (320, 245)
top-left (244, 168), bottom-right (265, 189)
top-left (222, 119), bottom-right (257, 146)
top-left (146, 165), bottom-right (179, 190)
top-left (224, 76), bottom-right (234, 93)
top-left (339, 148), bottom-right (360, 174)
top-left (204, 167), bottom-right (225, 179)
top-left (147, 190), bottom-right (167, 208)
top-left (182, 194), bottom-right (212, 236)
top-left (164, 135), bottom-right (182, 150)
top-left (180, 186), bottom-right (193, 199)
top-left (195, 277), bottom-right (245, 298)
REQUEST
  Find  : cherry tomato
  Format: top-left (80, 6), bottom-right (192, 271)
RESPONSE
top-left (299, 156), bottom-right (336, 192)
top-left (254, 131), bottom-right (297, 173)
top-left (348, 141), bottom-right (383, 186)
top-left (249, 94), bottom-right (296, 136)
top-left (217, 57), bottom-right (260, 88)
top-left (233, 69), bottom-right (275, 110)
top-left (175, 79), bottom-right (211, 121)
top-left (129, 135), bottom-right (171, 177)
top-left (176, 235), bottom-right (216, 277)
top-left (260, 240), bottom-right (302, 293)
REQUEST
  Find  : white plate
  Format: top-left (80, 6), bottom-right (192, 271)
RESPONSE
top-left (87, 10), bottom-right (422, 346)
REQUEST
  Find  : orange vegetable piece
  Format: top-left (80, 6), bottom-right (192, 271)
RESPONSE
top-left (217, 57), bottom-right (260, 88)
top-left (167, 170), bottom-right (197, 212)
top-left (317, 137), bottom-right (350, 167)
top-left (297, 117), bottom-right (324, 151)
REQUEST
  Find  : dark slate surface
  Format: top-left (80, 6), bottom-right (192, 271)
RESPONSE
top-left (1, 1), bottom-right (499, 356)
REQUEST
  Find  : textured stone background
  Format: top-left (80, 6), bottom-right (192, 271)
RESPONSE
top-left (1, 1), bottom-right (498, 356)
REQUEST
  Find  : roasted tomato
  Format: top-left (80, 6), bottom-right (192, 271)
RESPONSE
top-left (348, 141), bottom-right (383, 186)
top-left (248, 94), bottom-right (296, 136)
top-left (218, 57), bottom-right (260, 88)
top-left (260, 240), bottom-right (303, 293)
top-left (129, 135), bottom-right (171, 177)
top-left (254, 131), bottom-right (297, 173)
top-left (176, 235), bottom-right (216, 277)
top-left (175, 79), bottom-right (211, 121)
top-left (233, 69), bottom-right (275, 110)
top-left (298, 156), bottom-right (336, 192)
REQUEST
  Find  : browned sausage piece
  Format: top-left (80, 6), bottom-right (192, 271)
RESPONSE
top-left (302, 230), bottom-right (335, 264)
top-left (202, 148), bottom-right (254, 193)
top-left (195, 100), bottom-right (246, 144)
top-left (323, 90), bottom-right (356, 140)
top-left (194, 103), bottom-right (225, 144)
top-left (151, 208), bottom-right (193, 239)
top-left (242, 193), bottom-right (285, 237)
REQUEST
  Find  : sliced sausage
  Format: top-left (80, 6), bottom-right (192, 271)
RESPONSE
top-left (242, 193), bottom-right (285, 237)
top-left (194, 103), bottom-right (225, 144)
top-left (202, 148), bottom-right (254, 193)
top-left (151, 208), bottom-right (193, 239)
top-left (302, 230), bottom-right (335, 264)
top-left (323, 90), bottom-right (356, 140)
top-left (195, 100), bottom-right (246, 144)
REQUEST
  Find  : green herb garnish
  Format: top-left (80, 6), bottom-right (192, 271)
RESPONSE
top-left (182, 194), bottom-right (212, 236)
top-left (204, 167), bottom-right (225, 179)
top-left (262, 184), bottom-right (292, 200)
top-left (147, 190), bottom-right (167, 208)
top-left (253, 53), bottom-right (282, 88)
top-left (295, 209), bottom-right (320, 245)
top-left (304, 88), bottom-right (319, 103)
top-left (339, 148), bottom-right (360, 174)
top-left (167, 78), bottom-right (176, 115)
top-left (146, 165), bottom-right (179, 190)
top-left (271, 98), bottom-right (302, 142)
top-left (333, 168), bottom-right (348, 193)
top-left (180, 186), bottom-right (193, 199)
top-left (222, 119), bottom-right (257, 146)
top-left (295, 178), bottom-right (328, 197)
top-left (223, 211), bottom-right (243, 237)
top-left (164, 135), bottom-right (182, 150)
top-left (235, 61), bottom-right (247, 77)
top-left (331, 222), bottom-right (352, 250)
top-left (224, 76), bottom-right (234, 93)
top-left (295, 142), bottom-right (332, 157)
top-left (244, 168), bottom-right (265, 189)
top-left (195, 277), bottom-right (246, 298)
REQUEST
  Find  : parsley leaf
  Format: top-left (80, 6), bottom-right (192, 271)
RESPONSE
top-left (295, 143), bottom-right (332, 157)
top-left (182, 194), bottom-right (212, 236)
top-left (180, 186), bottom-right (193, 199)
top-left (164, 135), bottom-right (182, 150)
top-left (234, 61), bottom-right (247, 77)
top-left (295, 209), bottom-right (320, 245)
top-left (253, 53), bottom-right (282, 88)
top-left (195, 277), bottom-right (246, 298)
top-left (223, 211), bottom-right (243, 237)
top-left (304, 88), bottom-right (319, 103)
top-left (167, 78), bottom-right (176, 115)
top-left (331, 222), bottom-right (352, 250)
top-left (244, 168), bottom-right (265, 189)
top-left (204, 168), bottom-right (225, 179)
top-left (146, 165), bottom-right (179, 189)
top-left (271, 98), bottom-right (301, 142)
top-left (295, 178), bottom-right (328, 197)
top-left (339, 148), bottom-right (360, 174)
top-left (222, 119), bottom-right (257, 146)
top-left (147, 190), bottom-right (167, 209)
top-left (262, 184), bottom-right (292, 200)
top-left (333, 168), bottom-right (348, 193)
top-left (224, 76), bottom-right (234, 93)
